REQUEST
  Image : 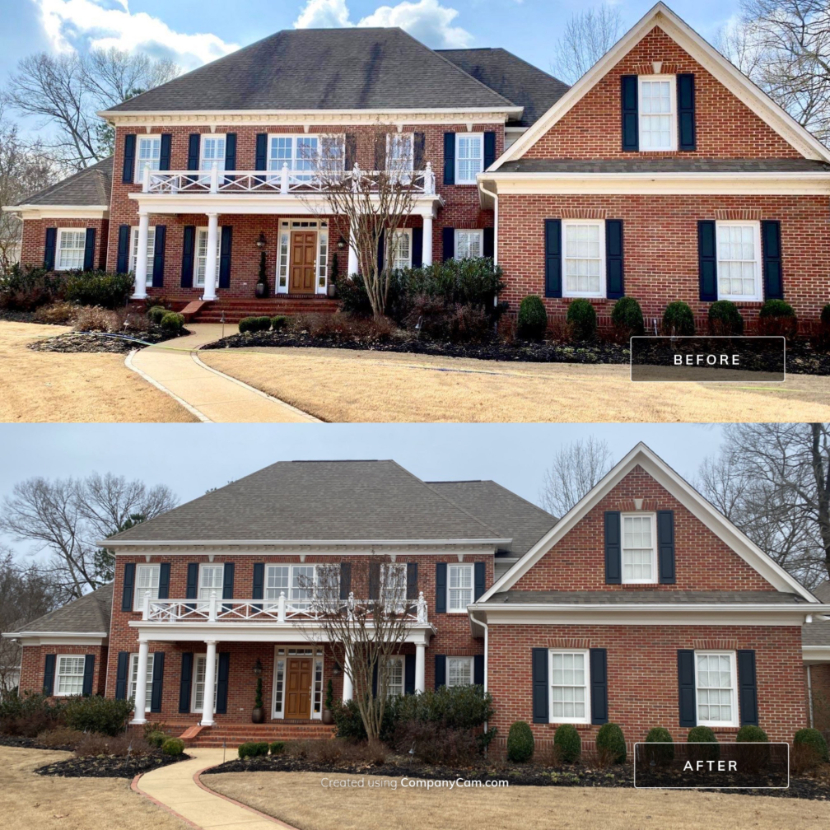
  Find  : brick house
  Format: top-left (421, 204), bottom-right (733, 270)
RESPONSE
top-left (5, 444), bottom-right (828, 746)
top-left (5, 3), bottom-right (829, 328)
top-left (804, 582), bottom-right (830, 732)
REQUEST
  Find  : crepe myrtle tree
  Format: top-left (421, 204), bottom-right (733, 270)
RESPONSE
top-left (298, 557), bottom-right (427, 742)
top-left (298, 126), bottom-right (425, 319)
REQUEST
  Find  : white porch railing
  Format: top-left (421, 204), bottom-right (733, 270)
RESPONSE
top-left (142, 590), bottom-right (429, 624)
top-left (142, 162), bottom-right (436, 196)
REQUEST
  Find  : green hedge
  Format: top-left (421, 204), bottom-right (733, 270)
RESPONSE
top-left (271, 315), bottom-right (288, 331)
top-left (270, 741), bottom-right (286, 755)
top-left (644, 727), bottom-right (674, 765)
top-left (506, 721), bottom-right (534, 762)
top-left (64, 271), bottom-right (134, 309)
top-left (687, 725), bottom-right (719, 762)
top-left (597, 723), bottom-right (626, 764)
top-left (708, 300), bottom-right (744, 335)
top-left (147, 730), bottom-right (167, 748)
top-left (147, 306), bottom-right (168, 324)
top-left (62, 696), bottom-right (133, 737)
top-left (611, 297), bottom-right (645, 337)
top-left (162, 738), bottom-right (185, 756)
top-left (736, 725), bottom-right (768, 743)
top-left (517, 295), bottom-right (547, 341)
top-left (238, 741), bottom-right (270, 759)
top-left (160, 312), bottom-right (184, 332)
top-left (553, 723), bottom-right (581, 763)
top-left (662, 301), bottom-right (695, 336)
top-left (239, 316), bottom-right (272, 334)
top-left (566, 299), bottom-right (597, 341)
top-left (794, 728), bottom-right (829, 762)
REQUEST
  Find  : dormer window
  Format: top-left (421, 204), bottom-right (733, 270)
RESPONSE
top-left (621, 513), bottom-right (657, 583)
top-left (638, 75), bottom-right (677, 151)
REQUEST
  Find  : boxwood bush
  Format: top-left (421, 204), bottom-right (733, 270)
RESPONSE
top-left (64, 271), bottom-right (134, 309)
top-left (147, 306), bottom-right (168, 325)
top-left (553, 723), bottom-right (581, 763)
top-left (271, 315), bottom-right (288, 331)
top-left (644, 727), bottom-right (674, 765)
top-left (611, 296), bottom-right (645, 338)
top-left (239, 315), bottom-right (272, 334)
top-left (794, 727), bottom-right (829, 762)
top-left (162, 737), bottom-right (185, 757)
top-left (506, 721), bottom-right (534, 763)
top-left (687, 725), bottom-right (719, 762)
top-left (62, 696), bottom-right (133, 736)
top-left (662, 301), bottom-right (695, 336)
top-left (517, 295), bottom-right (547, 341)
top-left (596, 722), bottom-right (626, 764)
top-left (708, 300), bottom-right (744, 335)
top-left (566, 299), bottom-right (597, 341)
top-left (758, 299), bottom-right (797, 339)
top-left (147, 730), bottom-right (167, 748)
top-left (238, 741), bottom-right (270, 759)
top-left (270, 740), bottom-right (287, 755)
top-left (160, 312), bottom-right (184, 332)
top-left (736, 725), bottom-right (768, 742)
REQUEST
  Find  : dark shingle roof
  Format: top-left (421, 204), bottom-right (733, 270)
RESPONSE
top-left (487, 590), bottom-right (808, 605)
top-left (438, 47), bottom-right (568, 127)
top-left (803, 582), bottom-right (830, 647)
top-left (428, 480), bottom-right (556, 556)
top-left (22, 157), bottom-right (112, 207)
top-left (107, 461), bottom-right (507, 544)
top-left (105, 29), bottom-right (516, 114)
top-left (19, 584), bottom-right (112, 634)
top-left (814, 582), bottom-right (830, 602)
top-left (495, 158), bottom-right (830, 174)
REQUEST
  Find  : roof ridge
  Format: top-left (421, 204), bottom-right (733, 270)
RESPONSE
top-left (438, 45), bottom-right (568, 87)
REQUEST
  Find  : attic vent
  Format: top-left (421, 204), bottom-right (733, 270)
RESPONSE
top-left (634, 498), bottom-right (644, 510)
top-left (652, 61), bottom-right (663, 74)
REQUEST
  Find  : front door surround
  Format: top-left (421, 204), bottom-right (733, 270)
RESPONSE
top-left (289, 231), bottom-right (317, 294)
top-left (285, 657), bottom-right (313, 718)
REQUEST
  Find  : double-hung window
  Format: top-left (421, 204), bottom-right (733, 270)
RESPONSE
top-left (133, 564), bottom-right (161, 611)
top-left (198, 564), bottom-right (224, 606)
top-left (716, 221), bottom-right (762, 301)
top-left (387, 133), bottom-right (414, 180)
top-left (388, 229), bottom-right (412, 270)
top-left (383, 656), bottom-right (405, 698)
top-left (447, 563), bottom-right (473, 613)
top-left (135, 135), bottom-right (162, 180)
top-left (268, 135), bottom-right (343, 181)
top-left (455, 229), bottom-right (483, 260)
top-left (695, 651), bottom-right (738, 727)
top-left (130, 227), bottom-right (156, 281)
top-left (264, 564), bottom-right (323, 609)
top-left (192, 654), bottom-right (219, 713)
top-left (621, 513), bottom-right (657, 584)
top-left (562, 220), bottom-right (605, 298)
top-left (638, 75), bottom-right (677, 151)
top-left (549, 650), bottom-right (590, 724)
top-left (129, 653), bottom-right (154, 713)
top-left (455, 133), bottom-right (483, 184)
top-left (55, 655), bottom-right (86, 696)
top-left (195, 227), bottom-right (221, 288)
top-left (381, 563), bottom-right (407, 612)
top-left (200, 134), bottom-right (226, 173)
top-left (447, 656), bottom-right (474, 687)
top-left (55, 230), bottom-right (86, 271)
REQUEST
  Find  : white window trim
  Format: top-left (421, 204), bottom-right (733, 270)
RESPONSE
top-left (388, 227), bottom-right (413, 270)
top-left (383, 655), bottom-right (405, 699)
top-left (267, 134), bottom-right (344, 175)
top-left (55, 228), bottom-right (87, 271)
top-left (199, 133), bottom-right (227, 172)
top-left (194, 226), bottom-right (221, 289)
top-left (135, 134), bottom-right (163, 181)
top-left (275, 219), bottom-right (330, 296)
top-left (271, 647), bottom-right (325, 720)
top-left (562, 219), bottom-right (606, 299)
top-left (455, 132), bottom-right (484, 185)
top-left (54, 655), bottom-right (86, 697)
top-left (129, 652), bottom-right (154, 715)
top-left (620, 512), bottom-right (658, 585)
top-left (715, 220), bottom-right (763, 302)
top-left (638, 74), bottom-right (678, 152)
top-left (548, 648), bottom-right (591, 725)
top-left (191, 653), bottom-right (219, 714)
top-left (386, 132), bottom-right (414, 176)
top-left (130, 226), bottom-right (156, 284)
top-left (133, 563), bottom-right (161, 611)
top-left (447, 656), bottom-right (474, 688)
top-left (454, 229), bottom-right (484, 260)
top-left (447, 563), bottom-right (474, 614)
top-left (694, 650), bottom-right (739, 728)
top-left (198, 563), bottom-right (225, 605)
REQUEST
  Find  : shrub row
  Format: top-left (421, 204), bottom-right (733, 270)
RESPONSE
top-left (238, 315), bottom-right (287, 334)
top-left (237, 740), bottom-right (287, 759)
top-left (0, 265), bottom-right (134, 311)
top-left (0, 691), bottom-right (133, 738)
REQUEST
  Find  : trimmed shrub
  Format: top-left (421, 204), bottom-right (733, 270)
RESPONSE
top-left (0, 691), bottom-right (64, 737)
top-left (239, 315), bottom-right (272, 334)
top-left (507, 721), bottom-right (534, 763)
top-left (517, 295), bottom-right (547, 341)
top-left (0, 264), bottom-right (65, 310)
top-left (596, 723), bottom-right (626, 764)
top-left (736, 725), bottom-right (768, 743)
top-left (553, 723), bottom-right (581, 763)
top-left (64, 271), bottom-right (134, 309)
top-left (271, 315), bottom-right (288, 331)
top-left (794, 727), bottom-right (829, 762)
top-left (238, 741), bottom-right (269, 759)
top-left (611, 296), bottom-right (645, 338)
top-left (147, 306), bottom-right (168, 324)
top-left (708, 300), bottom-right (744, 335)
top-left (270, 740), bottom-right (286, 755)
top-left (758, 299), bottom-right (798, 339)
top-left (160, 312), bottom-right (184, 332)
top-left (687, 725), bottom-right (719, 762)
top-left (162, 738), bottom-right (185, 757)
top-left (62, 696), bottom-right (133, 736)
top-left (644, 727), bottom-right (674, 766)
top-left (147, 730), bottom-right (167, 748)
top-left (566, 299), bottom-right (597, 341)
top-left (662, 301), bottom-right (695, 336)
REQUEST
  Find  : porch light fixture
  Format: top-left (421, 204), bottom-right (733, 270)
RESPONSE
top-left (253, 658), bottom-right (263, 677)
top-left (337, 235), bottom-right (347, 250)
top-left (256, 232), bottom-right (267, 249)
top-left (332, 662), bottom-right (343, 676)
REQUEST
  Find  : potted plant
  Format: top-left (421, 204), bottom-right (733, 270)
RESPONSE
top-left (322, 678), bottom-right (334, 725)
top-left (327, 253), bottom-right (338, 298)
top-left (255, 250), bottom-right (268, 298)
top-left (252, 675), bottom-right (264, 724)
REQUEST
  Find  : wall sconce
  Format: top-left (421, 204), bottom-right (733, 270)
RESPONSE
top-left (253, 658), bottom-right (263, 677)
top-left (337, 236), bottom-right (347, 251)
top-left (256, 232), bottom-right (267, 249)
top-left (332, 662), bottom-right (343, 676)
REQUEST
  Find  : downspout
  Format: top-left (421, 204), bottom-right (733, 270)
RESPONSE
top-left (807, 664), bottom-right (814, 728)
top-left (469, 609), bottom-right (489, 732)
top-left (478, 178), bottom-right (500, 311)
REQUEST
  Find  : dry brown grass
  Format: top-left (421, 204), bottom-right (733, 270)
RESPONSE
top-left (0, 321), bottom-right (196, 423)
top-left (207, 770), bottom-right (830, 830)
top-left (0, 746), bottom-right (189, 830)
top-left (200, 346), bottom-right (830, 423)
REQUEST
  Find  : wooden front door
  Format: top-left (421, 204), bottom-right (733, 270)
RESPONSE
top-left (289, 231), bottom-right (317, 293)
top-left (285, 657), bottom-right (313, 719)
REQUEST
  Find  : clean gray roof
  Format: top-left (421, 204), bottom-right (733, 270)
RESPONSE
top-left (107, 460), bottom-right (507, 544)
top-left (22, 157), bottom-right (112, 206)
top-left (18, 584), bottom-right (112, 634)
top-left (438, 47), bottom-right (568, 127)
top-left (487, 590), bottom-right (808, 605)
top-left (495, 158), bottom-right (830, 174)
top-left (428, 480), bottom-right (556, 556)
top-left (105, 28), bottom-right (515, 114)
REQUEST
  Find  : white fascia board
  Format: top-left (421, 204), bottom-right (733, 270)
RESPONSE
top-left (6, 632), bottom-right (108, 647)
top-left (803, 645), bottom-right (830, 663)
top-left (492, 3), bottom-right (830, 169)
top-left (478, 442), bottom-right (816, 604)
top-left (6, 205), bottom-right (109, 220)
top-left (104, 538), bottom-right (509, 548)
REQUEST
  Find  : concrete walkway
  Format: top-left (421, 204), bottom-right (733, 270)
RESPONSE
top-left (136, 748), bottom-right (297, 829)
top-left (128, 324), bottom-right (319, 423)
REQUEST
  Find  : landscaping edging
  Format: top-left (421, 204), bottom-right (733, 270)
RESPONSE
top-left (35, 750), bottom-right (190, 778)
top-left (28, 328), bottom-right (191, 354)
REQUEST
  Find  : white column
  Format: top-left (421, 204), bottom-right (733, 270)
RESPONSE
top-left (347, 220), bottom-right (359, 276)
top-left (415, 643), bottom-right (426, 694)
top-left (422, 213), bottom-right (433, 267)
top-left (203, 213), bottom-right (219, 301)
top-left (131, 639), bottom-right (150, 724)
top-left (132, 212), bottom-right (149, 299)
top-left (342, 650), bottom-right (354, 702)
top-left (201, 640), bottom-right (217, 726)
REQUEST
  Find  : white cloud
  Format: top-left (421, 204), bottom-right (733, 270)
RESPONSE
top-left (32, 0), bottom-right (239, 69)
top-left (293, 0), bottom-right (473, 49)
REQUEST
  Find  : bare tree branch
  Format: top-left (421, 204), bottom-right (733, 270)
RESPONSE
top-left (539, 437), bottom-right (614, 518)
top-left (550, 5), bottom-right (624, 84)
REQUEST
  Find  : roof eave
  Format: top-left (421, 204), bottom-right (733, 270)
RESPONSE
top-left (102, 537), bottom-right (513, 548)
top-left (99, 106), bottom-right (524, 120)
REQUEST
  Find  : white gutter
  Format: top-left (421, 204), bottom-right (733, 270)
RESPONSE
top-left (807, 665), bottom-right (814, 728)
top-left (102, 537), bottom-right (512, 547)
top-left (477, 177), bottom-right (499, 265)
top-left (468, 609), bottom-right (490, 736)
top-left (2, 631), bottom-right (108, 639)
top-left (99, 106), bottom-right (524, 119)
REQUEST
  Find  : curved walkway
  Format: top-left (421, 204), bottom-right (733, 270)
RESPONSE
top-left (128, 324), bottom-right (319, 423)
top-left (135, 748), bottom-right (298, 829)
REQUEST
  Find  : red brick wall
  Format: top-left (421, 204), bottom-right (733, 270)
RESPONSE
top-left (19, 644), bottom-right (108, 697)
top-left (20, 218), bottom-right (109, 270)
top-left (489, 623), bottom-right (806, 743)
top-left (512, 465), bottom-right (774, 593)
top-left (809, 663), bottom-right (830, 731)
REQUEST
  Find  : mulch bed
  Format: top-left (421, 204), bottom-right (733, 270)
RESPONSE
top-left (35, 750), bottom-right (189, 778)
top-left (28, 327), bottom-right (190, 354)
top-left (0, 735), bottom-right (75, 752)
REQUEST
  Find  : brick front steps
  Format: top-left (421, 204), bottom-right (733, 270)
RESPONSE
top-left (192, 296), bottom-right (339, 323)
top-left (156, 719), bottom-right (336, 748)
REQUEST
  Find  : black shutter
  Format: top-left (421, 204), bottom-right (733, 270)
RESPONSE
top-left (159, 134), bottom-right (172, 171)
top-left (187, 134), bottom-right (201, 171)
top-left (374, 136), bottom-right (386, 171)
top-left (474, 562), bottom-right (486, 601)
top-left (532, 648), bottom-right (549, 723)
top-left (219, 226), bottom-right (232, 289)
top-left (483, 227), bottom-right (495, 259)
top-left (544, 219), bottom-right (562, 298)
top-left (483, 131), bottom-right (496, 169)
top-left (737, 650), bottom-right (758, 726)
top-left (150, 652), bottom-right (165, 713)
top-left (678, 649), bottom-right (697, 727)
top-left (377, 231), bottom-right (386, 274)
top-left (152, 225), bottom-right (166, 288)
top-left (255, 134), bottom-right (268, 171)
top-left (413, 132), bottom-right (426, 170)
top-left (372, 662), bottom-right (379, 698)
top-left (761, 220), bottom-right (783, 300)
top-left (698, 220), bottom-right (718, 302)
top-left (434, 655), bottom-right (446, 689)
top-left (179, 653), bottom-right (193, 713)
top-left (406, 563), bottom-right (418, 600)
top-left (677, 74), bottom-right (696, 151)
top-left (590, 648), bottom-right (608, 725)
top-left (435, 563), bottom-right (447, 613)
top-left (158, 563), bottom-right (171, 600)
top-left (344, 134), bottom-right (357, 170)
top-left (44, 227), bottom-right (57, 270)
top-left (339, 562), bottom-right (351, 600)
top-left (474, 654), bottom-right (484, 686)
top-left (443, 132), bottom-right (455, 185)
top-left (224, 133), bottom-right (237, 171)
top-left (222, 562), bottom-right (234, 612)
top-left (369, 563), bottom-right (380, 600)
top-left (181, 226), bottom-right (196, 288)
top-left (116, 224), bottom-right (130, 274)
top-left (82, 655), bottom-right (95, 696)
top-left (83, 228), bottom-right (96, 271)
top-left (122, 133), bottom-right (136, 183)
top-left (657, 510), bottom-right (676, 584)
top-left (115, 652), bottom-right (129, 700)
top-left (43, 654), bottom-right (56, 696)
top-left (252, 562), bottom-right (265, 611)
top-left (412, 227), bottom-right (423, 268)
top-left (404, 654), bottom-right (416, 695)
top-left (122, 562), bottom-right (136, 611)
top-left (442, 227), bottom-right (454, 261)
top-left (604, 511), bottom-right (622, 584)
top-left (606, 219), bottom-right (624, 299)
top-left (216, 653), bottom-right (230, 714)
top-left (186, 563), bottom-right (199, 599)
top-left (621, 75), bottom-right (639, 152)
